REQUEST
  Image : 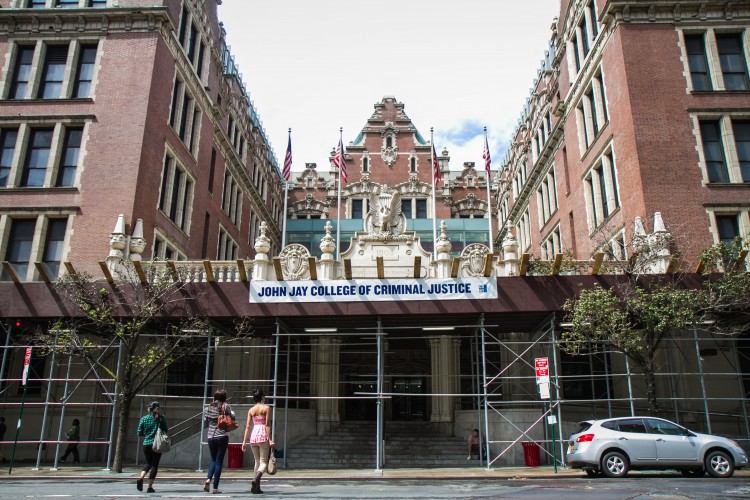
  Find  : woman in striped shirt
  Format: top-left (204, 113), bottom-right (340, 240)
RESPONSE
top-left (203, 390), bottom-right (236, 494)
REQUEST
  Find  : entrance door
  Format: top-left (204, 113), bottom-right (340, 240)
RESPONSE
top-left (344, 378), bottom-right (377, 421)
top-left (391, 377), bottom-right (426, 421)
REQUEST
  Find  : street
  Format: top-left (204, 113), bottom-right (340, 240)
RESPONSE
top-left (1, 476), bottom-right (750, 499)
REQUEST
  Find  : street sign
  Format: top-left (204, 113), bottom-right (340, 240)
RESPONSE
top-left (535, 357), bottom-right (549, 384)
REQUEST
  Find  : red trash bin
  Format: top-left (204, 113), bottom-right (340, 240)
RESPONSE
top-left (521, 441), bottom-right (541, 466)
top-left (227, 444), bottom-right (244, 469)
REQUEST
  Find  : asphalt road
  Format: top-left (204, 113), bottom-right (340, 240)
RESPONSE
top-left (1, 476), bottom-right (750, 499)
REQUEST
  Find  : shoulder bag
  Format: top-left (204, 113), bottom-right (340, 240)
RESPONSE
top-left (266, 448), bottom-right (277, 475)
top-left (217, 403), bottom-right (239, 432)
top-left (153, 425), bottom-right (171, 453)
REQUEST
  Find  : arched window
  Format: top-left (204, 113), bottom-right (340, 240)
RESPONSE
top-left (363, 156), bottom-right (369, 172)
top-left (410, 156), bottom-right (416, 172)
top-left (386, 136), bottom-right (393, 148)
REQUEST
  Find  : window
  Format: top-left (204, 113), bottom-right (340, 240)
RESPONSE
top-left (646, 419), bottom-right (685, 436)
top-left (606, 230), bottom-right (628, 260)
top-left (73, 44), bottom-right (97, 98)
top-left (362, 156), bottom-right (369, 173)
top-left (222, 170), bottom-right (242, 227)
top-left (217, 227), bottom-right (238, 260)
top-left (89, 0), bottom-right (107, 6)
top-left (716, 214), bottom-right (739, 244)
top-left (685, 34), bottom-right (712, 91)
top-left (416, 199), bottom-right (427, 219)
top-left (569, 0), bottom-right (599, 74)
top-left (576, 69), bottom-right (609, 151)
top-left (0, 128), bottom-right (18, 187)
top-left (410, 156), bottom-right (416, 172)
top-left (716, 34), bottom-right (750, 91)
top-left (152, 231), bottom-right (185, 261)
top-left (169, 77), bottom-right (200, 154)
top-left (734, 120), bottom-right (750, 182)
top-left (584, 149), bottom-right (620, 230)
top-left (9, 46), bottom-right (34, 100)
top-left (177, 5), bottom-right (206, 79)
top-left (351, 199), bottom-right (363, 219)
top-left (27, 0), bottom-right (46, 7)
top-left (56, 127), bottom-right (82, 186)
top-left (38, 45), bottom-right (69, 99)
top-left (540, 225), bottom-right (562, 260)
top-left (537, 167), bottom-right (558, 227)
top-left (158, 152), bottom-right (194, 232)
top-left (56, 0), bottom-right (79, 7)
top-left (2, 219), bottom-right (35, 281)
top-left (615, 419), bottom-right (648, 434)
top-left (517, 209), bottom-right (531, 251)
top-left (21, 128), bottom-right (53, 187)
top-left (41, 219), bottom-right (67, 279)
top-left (401, 199), bottom-right (412, 219)
top-left (560, 350), bottom-right (610, 400)
top-left (699, 120), bottom-right (729, 182)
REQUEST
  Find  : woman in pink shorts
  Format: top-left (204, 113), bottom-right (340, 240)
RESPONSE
top-left (241, 389), bottom-right (274, 494)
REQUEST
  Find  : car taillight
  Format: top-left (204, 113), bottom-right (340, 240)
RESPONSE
top-left (577, 434), bottom-right (595, 442)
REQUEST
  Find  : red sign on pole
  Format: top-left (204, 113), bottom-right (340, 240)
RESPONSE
top-left (21, 347), bottom-right (32, 386)
top-left (535, 357), bottom-right (549, 383)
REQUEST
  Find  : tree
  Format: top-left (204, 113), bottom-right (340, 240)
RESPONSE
top-left (37, 262), bottom-right (213, 472)
top-left (561, 236), bottom-right (750, 416)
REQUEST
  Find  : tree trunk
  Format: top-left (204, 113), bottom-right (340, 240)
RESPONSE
top-left (644, 368), bottom-right (658, 416)
top-left (112, 393), bottom-right (134, 473)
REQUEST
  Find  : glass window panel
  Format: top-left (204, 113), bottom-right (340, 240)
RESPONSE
top-left (42, 218), bottom-right (67, 278)
top-left (74, 44), bottom-right (97, 98)
top-left (716, 34), bottom-right (749, 91)
top-left (401, 199), bottom-right (412, 219)
top-left (0, 129), bottom-right (18, 187)
top-left (700, 120), bottom-right (729, 182)
top-left (10, 46), bottom-right (34, 99)
top-left (56, 0), bottom-right (79, 7)
top-left (351, 199), bottom-right (363, 219)
top-left (56, 127), bottom-right (82, 186)
top-left (416, 199), bottom-right (427, 218)
top-left (716, 215), bottom-right (739, 244)
top-left (733, 120), bottom-right (750, 182)
top-left (39, 45), bottom-right (69, 99)
top-left (685, 34), bottom-right (711, 91)
top-left (2, 219), bottom-right (35, 281)
top-left (22, 128), bottom-right (53, 187)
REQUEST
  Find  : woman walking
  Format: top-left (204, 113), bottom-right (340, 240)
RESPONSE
top-left (241, 390), bottom-right (274, 494)
top-left (203, 390), bottom-right (236, 494)
top-left (136, 401), bottom-right (168, 493)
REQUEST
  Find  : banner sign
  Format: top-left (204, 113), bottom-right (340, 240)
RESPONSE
top-left (249, 277), bottom-right (498, 304)
top-left (21, 347), bottom-right (31, 386)
top-left (535, 357), bottom-right (549, 384)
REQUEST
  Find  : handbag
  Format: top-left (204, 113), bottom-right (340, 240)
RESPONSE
top-left (153, 426), bottom-right (171, 453)
top-left (217, 403), bottom-right (239, 432)
top-left (266, 449), bottom-right (277, 475)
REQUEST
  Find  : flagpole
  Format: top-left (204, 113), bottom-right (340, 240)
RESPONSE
top-left (484, 127), bottom-right (494, 254)
top-left (336, 127), bottom-right (343, 261)
top-left (430, 127), bottom-right (438, 260)
top-left (281, 128), bottom-right (291, 249)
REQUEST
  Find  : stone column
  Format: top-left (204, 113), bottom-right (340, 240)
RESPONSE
top-left (434, 220), bottom-right (452, 278)
top-left (252, 221), bottom-right (270, 281)
top-left (429, 336), bottom-right (460, 433)
top-left (319, 221), bottom-right (336, 280)
top-left (501, 223), bottom-right (519, 276)
top-left (310, 337), bottom-right (341, 434)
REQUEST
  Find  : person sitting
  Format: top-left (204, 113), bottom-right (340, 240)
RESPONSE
top-left (467, 428), bottom-right (481, 460)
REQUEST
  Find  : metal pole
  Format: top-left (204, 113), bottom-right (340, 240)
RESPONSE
top-left (664, 339), bottom-right (681, 424)
top-left (588, 348), bottom-right (597, 420)
top-left (34, 330), bottom-right (61, 470)
top-left (430, 128), bottom-right (438, 260)
top-left (104, 339), bottom-right (123, 471)
top-left (603, 348), bottom-right (612, 418)
top-left (271, 320), bottom-right (281, 443)
top-left (480, 315), bottom-right (491, 470)
top-left (732, 339), bottom-right (750, 449)
top-left (693, 323), bottom-right (711, 433)
top-left (282, 335), bottom-right (291, 468)
top-left (0, 323), bottom-right (11, 396)
top-left (549, 320), bottom-right (564, 469)
top-left (624, 355), bottom-right (635, 415)
top-left (51, 353), bottom-right (73, 470)
top-left (335, 127), bottom-right (343, 261)
top-left (375, 317), bottom-right (383, 471)
top-left (196, 330), bottom-right (213, 472)
top-left (281, 128), bottom-right (291, 249)
top-left (473, 324), bottom-right (483, 467)
top-left (483, 127), bottom-right (494, 254)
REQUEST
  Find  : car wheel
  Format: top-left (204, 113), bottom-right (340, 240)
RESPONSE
top-left (584, 469), bottom-right (600, 477)
top-left (600, 451), bottom-right (629, 478)
top-left (680, 469), bottom-right (705, 478)
top-left (705, 450), bottom-right (734, 478)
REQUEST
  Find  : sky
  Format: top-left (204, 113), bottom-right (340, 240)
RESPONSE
top-left (217, 0), bottom-right (560, 175)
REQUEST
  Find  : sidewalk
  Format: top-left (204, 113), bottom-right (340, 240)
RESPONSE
top-left (0, 464), bottom-right (581, 480)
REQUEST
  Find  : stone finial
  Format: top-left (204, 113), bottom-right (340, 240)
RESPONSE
top-left (634, 216), bottom-right (646, 237)
top-left (108, 214), bottom-right (127, 258)
top-left (653, 212), bottom-right (667, 233)
top-left (128, 218), bottom-right (146, 261)
top-left (254, 221), bottom-right (271, 255)
top-left (320, 220), bottom-right (336, 257)
top-left (435, 220), bottom-right (452, 256)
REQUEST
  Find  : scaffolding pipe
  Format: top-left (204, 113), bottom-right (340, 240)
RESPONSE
top-left (51, 353), bottom-right (74, 470)
top-left (196, 330), bottom-right (212, 472)
top-left (693, 323), bottom-right (712, 434)
top-left (480, 318), bottom-right (491, 471)
top-left (272, 321), bottom-right (281, 445)
top-left (665, 339), bottom-right (681, 424)
top-left (282, 334), bottom-right (291, 468)
top-left (549, 320), bottom-right (564, 467)
top-left (0, 324), bottom-right (11, 398)
top-left (105, 339), bottom-right (123, 471)
top-left (732, 343), bottom-right (750, 446)
top-left (473, 324), bottom-right (484, 467)
top-left (34, 330), bottom-right (61, 470)
top-left (375, 317), bottom-right (383, 471)
top-left (624, 355), bottom-right (635, 415)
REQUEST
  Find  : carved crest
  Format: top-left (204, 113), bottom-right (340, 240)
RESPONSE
top-left (279, 244), bottom-right (311, 280)
top-left (461, 243), bottom-right (490, 277)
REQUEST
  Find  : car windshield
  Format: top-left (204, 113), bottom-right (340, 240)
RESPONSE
top-left (574, 421), bottom-right (593, 435)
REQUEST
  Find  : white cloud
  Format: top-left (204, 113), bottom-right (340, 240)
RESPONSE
top-left (219, 0), bottom-right (559, 173)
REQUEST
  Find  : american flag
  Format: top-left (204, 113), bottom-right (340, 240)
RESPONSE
top-left (282, 132), bottom-right (292, 181)
top-left (334, 136), bottom-right (347, 183)
top-left (482, 133), bottom-right (491, 173)
top-left (432, 144), bottom-right (441, 183)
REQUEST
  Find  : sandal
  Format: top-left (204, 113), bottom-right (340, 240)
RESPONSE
top-left (213, 490), bottom-right (222, 494)
top-left (204, 480), bottom-right (210, 492)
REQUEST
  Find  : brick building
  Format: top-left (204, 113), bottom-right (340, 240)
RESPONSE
top-left (499, 0), bottom-right (750, 265)
top-left (0, 0), bottom-right (284, 281)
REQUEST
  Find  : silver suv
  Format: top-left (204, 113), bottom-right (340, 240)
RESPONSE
top-left (566, 417), bottom-right (747, 478)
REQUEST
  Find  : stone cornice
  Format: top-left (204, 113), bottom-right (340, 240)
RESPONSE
top-left (0, 7), bottom-right (172, 36)
top-left (601, 1), bottom-right (750, 25)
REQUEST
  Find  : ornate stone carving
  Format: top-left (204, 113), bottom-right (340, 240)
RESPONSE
top-left (381, 145), bottom-right (398, 166)
top-left (319, 221), bottom-right (336, 256)
top-left (279, 244), bottom-right (311, 280)
top-left (461, 243), bottom-right (490, 277)
top-left (366, 187), bottom-right (405, 238)
top-left (254, 221), bottom-right (270, 255)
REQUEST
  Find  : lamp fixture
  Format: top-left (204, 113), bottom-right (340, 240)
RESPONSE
top-left (304, 327), bottom-right (338, 333)
top-left (421, 326), bottom-right (456, 331)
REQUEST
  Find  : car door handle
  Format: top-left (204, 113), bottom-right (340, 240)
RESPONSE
top-left (618, 437), bottom-right (628, 440)
top-left (656, 438), bottom-right (665, 442)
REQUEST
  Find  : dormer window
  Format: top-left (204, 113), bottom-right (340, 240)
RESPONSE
top-left (363, 156), bottom-right (369, 173)
top-left (386, 136), bottom-right (393, 148)
top-left (410, 156), bottom-right (416, 172)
